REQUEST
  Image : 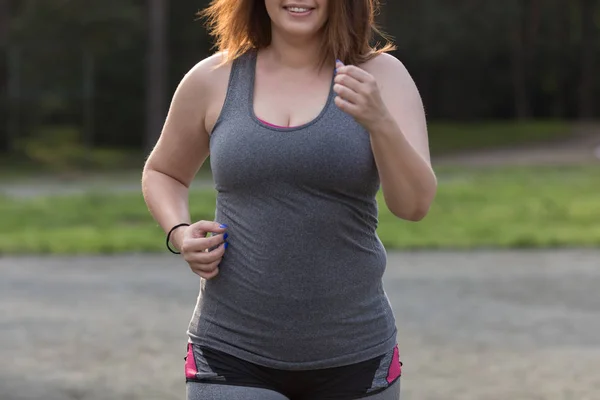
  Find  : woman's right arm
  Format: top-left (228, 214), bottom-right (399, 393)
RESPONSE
top-left (142, 55), bottom-right (228, 278)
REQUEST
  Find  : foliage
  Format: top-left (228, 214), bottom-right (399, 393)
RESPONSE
top-left (10, 0), bottom-right (143, 51)
top-left (427, 120), bottom-right (569, 155)
top-left (1, 0), bottom-right (599, 152)
top-left (6, 0), bottom-right (146, 148)
top-left (2, 124), bottom-right (146, 173)
top-left (0, 120), bottom-right (570, 173)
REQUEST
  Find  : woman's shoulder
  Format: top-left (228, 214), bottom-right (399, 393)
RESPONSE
top-left (186, 51), bottom-right (241, 135)
top-left (181, 51), bottom-right (233, 94)
top-left (360, 53), bottom-right (406, 74)
top-left (173, 52), bottom-right (234, 134)
top-left (359, 52), bottom-right (412, 85)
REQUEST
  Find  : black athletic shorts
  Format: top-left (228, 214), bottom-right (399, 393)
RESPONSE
top-left (184, 343), bottom-right (402, 399)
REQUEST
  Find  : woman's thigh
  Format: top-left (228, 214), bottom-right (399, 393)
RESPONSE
top-left (186, 382), bottom-right (290, 400)
top-left (186, 380), bottom-right (399, 400)
top-left (357, 378), bottom-right (401, 400)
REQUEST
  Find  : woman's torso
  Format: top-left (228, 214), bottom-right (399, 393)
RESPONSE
top-left (187, 50), bottom-right (397, 370)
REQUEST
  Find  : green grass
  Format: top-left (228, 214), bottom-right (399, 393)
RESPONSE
top-left (1, 165), bottom-right (599, 254)
top-left (378, 165), bottom-right (600, 249)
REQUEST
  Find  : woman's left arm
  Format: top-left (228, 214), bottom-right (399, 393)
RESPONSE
top-left (334, 55), bottom-right (437, 221)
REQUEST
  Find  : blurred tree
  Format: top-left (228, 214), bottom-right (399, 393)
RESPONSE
top-left (1, 0), bottom-right (598, 155)
top-left (0, 0), bottom-right (8, 152)
top-left (509, 0), bottom-right (541, 120)
top-left (578, 0), bottom-right (598, 119)
top-left (9, 0), bottom-right (145, 148)
top-left (145, 0), bottom-right (169, 152)
top-left (546, 0), bottom-right (571, 118)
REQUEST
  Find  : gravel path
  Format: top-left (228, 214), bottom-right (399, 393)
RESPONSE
top-left (434, 131), bottom-right (600, 167)
top-left (1, 250), bottom-right (599, 400)
top-left (0, 175), bottom-right (214, 199)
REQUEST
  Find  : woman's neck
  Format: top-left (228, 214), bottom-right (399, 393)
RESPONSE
top-left (265, 30), bottom-right (331, 72)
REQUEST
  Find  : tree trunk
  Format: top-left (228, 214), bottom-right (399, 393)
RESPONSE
top-left (145, 0), bottom-right (168, 152)
top-left (552, 0), bottom-right (569, 118)
top-left (0, 0), bottom-right (9, 152)
top-left (578, 0), bottom-right (596, 119)
top-left (510, 0), bottom-right (541, 120)
top-left (511, 28), bottom-right (530, 120)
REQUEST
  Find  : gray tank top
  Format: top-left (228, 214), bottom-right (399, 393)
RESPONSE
top-left (187, 50), bottom-right (397, 370)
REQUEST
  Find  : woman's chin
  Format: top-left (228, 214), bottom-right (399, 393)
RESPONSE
top-left (275, 23), bottom-right (324, 39)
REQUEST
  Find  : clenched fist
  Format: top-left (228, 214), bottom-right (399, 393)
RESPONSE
top-left (172, 220), bottom-right (229, 279)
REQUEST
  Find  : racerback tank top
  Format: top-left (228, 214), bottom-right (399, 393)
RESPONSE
top-left (186, 50), bottom-right (397, 370)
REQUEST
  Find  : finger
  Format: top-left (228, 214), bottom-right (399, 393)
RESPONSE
top-left (336, 64), bottom-right (373, 84)
top-left (207, 231), bottom-right (229, 251)
top-left (203, 232), bottom-right (229, 251)
top-left (189, 232), bottom-right (226, 249)
top-left (334, 73), bottom-right (363, 94)
top-left (190, 257), bottom-right (222, 274)
top-left (181, 233), bottom-right (226, 253)
top-left (197, 267), bottom-right (220, 280)
top-left (187, 242), bottom-right (227, 264)
top-left (334, 95), bottom-right (361, 115)
top-left (333, 83), bottom-right (361, 105)
top-left (188, 220), bottom-right (228, 238)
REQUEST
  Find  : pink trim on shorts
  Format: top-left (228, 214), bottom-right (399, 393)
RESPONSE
top-left (185, 343), bottom-right (198, 380)
top-left (387, 345), bottom-right (402, 384)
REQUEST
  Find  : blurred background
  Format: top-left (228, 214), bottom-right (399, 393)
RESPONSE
top-left (1, 1), bottom-right (600, 400)
top-left (0, 0), bottom-right (599, 169)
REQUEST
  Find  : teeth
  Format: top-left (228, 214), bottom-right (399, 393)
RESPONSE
top-left (288, 7), bottom-right (310, 13)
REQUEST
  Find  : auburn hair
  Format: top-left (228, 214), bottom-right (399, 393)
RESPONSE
top-left (198, 0), bottom-right (396, 66)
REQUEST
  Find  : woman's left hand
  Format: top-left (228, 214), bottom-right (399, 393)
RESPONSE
top-left (333, 60), bottom-right (390, 132)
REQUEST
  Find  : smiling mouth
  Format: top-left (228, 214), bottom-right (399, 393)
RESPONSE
top-left (283, 6), bottom-right (315, 14)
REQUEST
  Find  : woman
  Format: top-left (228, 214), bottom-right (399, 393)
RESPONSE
top-left (142, 0), bottom-right (437, 399)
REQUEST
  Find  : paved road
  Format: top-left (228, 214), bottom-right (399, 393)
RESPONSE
top-left (1, 250), bottom-right (599, 400)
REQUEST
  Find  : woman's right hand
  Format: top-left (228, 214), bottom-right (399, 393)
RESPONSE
top-left (175, 220), bottom-right (229, 279)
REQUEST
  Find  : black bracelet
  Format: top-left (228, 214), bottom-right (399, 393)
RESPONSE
top-left (166, 223), bottom-right (190, 254)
